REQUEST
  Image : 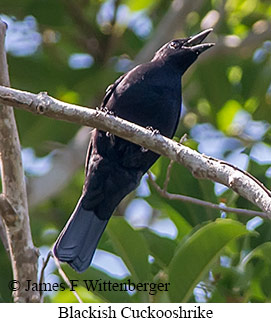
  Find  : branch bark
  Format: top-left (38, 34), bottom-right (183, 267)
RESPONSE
top-left (147, 172), bottom-right (269, 219)
top-left (0, 85), bottom-right (270, 216)
top-left (0, 20), bottom-right (40, 302)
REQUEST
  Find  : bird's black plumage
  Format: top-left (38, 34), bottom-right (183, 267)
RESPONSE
top-left (53, 29), bottom-right (214, 272)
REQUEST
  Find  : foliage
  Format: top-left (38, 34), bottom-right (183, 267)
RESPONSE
top-left (0, 0), bottom-right (271, 303)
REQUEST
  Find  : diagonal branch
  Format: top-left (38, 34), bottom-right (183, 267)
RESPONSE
top-left (53, 254), bottom-right (83, 303)
top-left (0, 85), bottom-right (270, 216)
top-left (0, 20), bottom-right (40, 302)
top-left (147, 171), bottom-right (269, 220)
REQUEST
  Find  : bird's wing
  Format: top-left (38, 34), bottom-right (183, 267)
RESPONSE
top-left (84, 129), bottom-right (99, 177)
top-left (84, 137), bottom-right (92, 177)
top-left (100, 73), bottom-right (127, 109)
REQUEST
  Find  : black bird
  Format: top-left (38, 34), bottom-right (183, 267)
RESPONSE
top-left (53, 29), bottom-right (214, 272)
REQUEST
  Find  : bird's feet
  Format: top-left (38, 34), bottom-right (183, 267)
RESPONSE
top-left (96, 106), bottom-right (116, 116)
top-left (106, 131), bottom-right (115, 145)
top-left (141, 146), bottom-right (148, 153)
top-left (146, 126), bottom-right (160, 136)
top-left (140, 127), bottom-right (160, 153)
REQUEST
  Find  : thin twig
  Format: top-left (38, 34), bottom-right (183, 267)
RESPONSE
top-left (61, 0), bottom-right (103, 60)
top-left (52, 253), bottom-right (83, 303)
top-left (102, 0), bottom-right (122, 63)
top-left (147, 171), bottom-right (270, 220)
top-left (179, 133), bottom-right (188, 144)
top-left (110, 0), bottom-right (121, 28)
top-left (163, 159), bottom-right (174, 192)
top-left (163, 134), bottom-right (187, 192)
top-left (39, 251), bottom-right (52, 298)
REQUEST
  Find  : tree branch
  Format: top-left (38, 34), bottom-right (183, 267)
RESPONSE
top-left (147, 171), bottom-right (269, 220)
top-left (0, 20), bottom-right (40, 302)
top-left (53, 254), bottom-right (83, 303)
top-left (0, 85), bottom-right (270, 216)
top-left (0, 194), bottom-right (17, 225)
top-left (39, 251), bottom-right (52, 300)
top-left (0, 217), bottom-right (9, 253)
top-left (61, 0), bottom-right (104, 61)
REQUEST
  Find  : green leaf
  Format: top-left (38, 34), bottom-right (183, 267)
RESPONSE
top-left (140, 228), bottom-right (177, 268)
top-left (145, 190), bottom-right (192, 240)
top-left (106, 217), bottom-right (151, 284)
top-left (168, 219), bottom-right (249, 302)
top-left (261, 275), bottom-right (271, 298)
top-left (241, 242), bottom-right (271, 268)
top-left (227, 66), bottom-right (243, 85)
top-left (217, 100), bottom-right (241, 133)
top-left (51, 286), bottom-right (102, 303)
top-left (126, 0), bottom-right (154, 11)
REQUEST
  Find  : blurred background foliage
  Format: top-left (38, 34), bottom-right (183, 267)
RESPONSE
top-left (0, 0), bottom-right (271, 303)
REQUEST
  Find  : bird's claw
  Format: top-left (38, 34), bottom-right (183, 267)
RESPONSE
top-left (96, 106), bottom-right (115, 116)
top-left (106, 131), bottom-right (115, 145)
top-left (146, 126), bottom-right (160, 136)
top-left (140, 146), bottom-right (148, 153)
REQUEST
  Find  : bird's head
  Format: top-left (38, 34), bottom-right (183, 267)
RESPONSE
top-left (152, 28), bottom-right (215, 73)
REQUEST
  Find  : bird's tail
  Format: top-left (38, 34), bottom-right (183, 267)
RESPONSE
top-left (53, 198), bottom-right (108, 272)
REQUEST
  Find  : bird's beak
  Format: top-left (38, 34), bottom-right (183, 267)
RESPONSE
top-left (184, 28), bottom-right (215, 54)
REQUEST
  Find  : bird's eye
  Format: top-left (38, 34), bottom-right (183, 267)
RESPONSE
top-left (169, 41), bottom-right (179, 49)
